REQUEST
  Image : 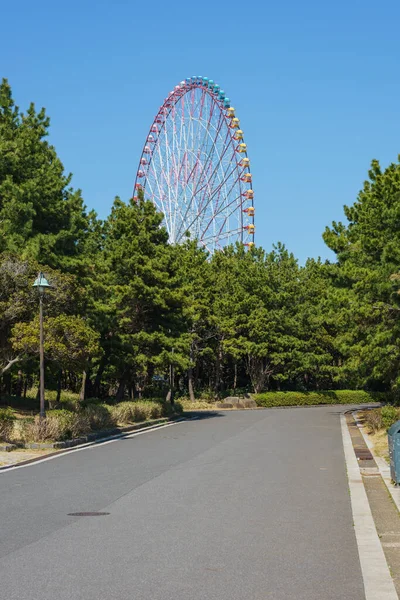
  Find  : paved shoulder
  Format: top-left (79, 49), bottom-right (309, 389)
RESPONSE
top-left (0, 408), bottom-right (364, 600)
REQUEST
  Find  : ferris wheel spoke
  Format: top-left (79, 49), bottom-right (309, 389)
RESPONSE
top-left (189, 101), bottom-right (224, 198)
top-left (190, 125), bottom-right (237, 204)
top-left (182, 162), bottom-right (243, 239)
top-left (174, 111), bottom-right (232, 240)
top-left (199, 190), bottom-right (243, 241)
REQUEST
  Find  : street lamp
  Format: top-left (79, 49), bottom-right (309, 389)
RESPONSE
top-left (32, 272), bottom-right (51, 419)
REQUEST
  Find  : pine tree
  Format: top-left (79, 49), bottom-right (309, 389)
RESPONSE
top-left (323, 156), bottom-right (400, 392)
top-left (0, 78), bottom-right (95, 273)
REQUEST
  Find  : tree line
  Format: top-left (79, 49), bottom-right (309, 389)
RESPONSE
top-left (1, 78), bottom-right (400, 403)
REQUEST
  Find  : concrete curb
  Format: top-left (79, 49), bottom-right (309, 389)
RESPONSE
top-left (341, 413), bottom-right (398, 599)
top-left (24, 418), bottom-right (170, 450)
top-left (0, 417), bottom-right (183, 472)
top-left (353, 410), bottom-right (400, 514)
top-left (0, 443), bottom-right (17, 452)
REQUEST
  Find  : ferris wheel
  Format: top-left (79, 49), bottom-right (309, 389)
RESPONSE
top-left (133, 76), bottom-right (254, 253)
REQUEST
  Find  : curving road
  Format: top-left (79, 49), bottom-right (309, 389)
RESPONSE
top-left (0, 407), bottom-right (365, 600)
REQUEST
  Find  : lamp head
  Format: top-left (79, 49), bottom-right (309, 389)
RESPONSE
top-left (33, 272), bottom-right (51, 294)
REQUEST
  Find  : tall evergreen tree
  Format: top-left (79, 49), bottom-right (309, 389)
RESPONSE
top-left (0, 79), bottom-right (95, 273)
top-left (324, 157), bottom-right (400, 392)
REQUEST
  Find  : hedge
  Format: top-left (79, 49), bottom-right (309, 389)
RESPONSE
top-left (254, 390), bottom-right (388, 408)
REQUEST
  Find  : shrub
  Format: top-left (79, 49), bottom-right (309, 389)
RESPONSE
top-left (254, 390), bottom-right (386, 408)
top-left (179, 400), bottom-right (212, 411)
top-left (18, 409), bottom-right (90, 442)
top-left (110, 401), bottom-right (157, 424)
top-left (109, 400), bottom-right (180, 425)
top-left (0, 408), bottom-right (16, 442)
top-left (81, 404), bottom-right (116, 431)
top-left (363, 409), bottom-right (384, 433)
top-left (381, 405), bottom-right (400, 430)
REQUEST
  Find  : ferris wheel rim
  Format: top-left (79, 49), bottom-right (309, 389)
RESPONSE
top-left (133, 77), bottom-right (255, 252)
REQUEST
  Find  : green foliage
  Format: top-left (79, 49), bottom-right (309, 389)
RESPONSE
top-left (11, 314), bottom-right (101, 371)
top-left (381, 405), bottom-right (399, 429)
top-left (255, 390), bottom-right (385, 407)
top-left (0, 78), bottom-right (96, 273)
top-left (323, 156), bottom-right (400, 392)
top-left (2, 80), bottom-right (400, 405)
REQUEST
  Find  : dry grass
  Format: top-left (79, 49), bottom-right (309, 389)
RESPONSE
top-left (0, 448), bottom-right (57, 467)
top-left (180, 400), bottom-right (217, 411)
top-left (368, 429), bottom-right (389, 462)
top-left (2, 399), bottom-right (181, 445)
top-left (359, 409), bottom-right (390, 463)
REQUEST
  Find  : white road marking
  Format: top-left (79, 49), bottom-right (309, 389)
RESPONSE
top-left (341, 413), bottom-right (398, 599)
top-left (0, 419), bottom-right (187, 474)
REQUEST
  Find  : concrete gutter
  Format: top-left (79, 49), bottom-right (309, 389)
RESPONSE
top-left (353, 410), bottom-right (400, 513)
top-left (341, 413), bottom-right (399, 599)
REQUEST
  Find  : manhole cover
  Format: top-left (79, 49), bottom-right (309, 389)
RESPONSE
top-left (68, 512), bottom-right (110, 517)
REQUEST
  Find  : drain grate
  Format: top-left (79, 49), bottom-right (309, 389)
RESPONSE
top-left (68, 512), bottom-right (110, 517)
top-left (354, 448), bottom-right (373, 461)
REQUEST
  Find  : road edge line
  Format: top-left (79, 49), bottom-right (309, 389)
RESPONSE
top-left (340, 413), bottom-right (398, 600)
top-left (0, 419), bottom-right (187, 474)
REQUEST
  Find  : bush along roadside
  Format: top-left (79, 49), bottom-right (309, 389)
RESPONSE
top-left (254, 390), bottom-right (387, 408)
top-left (0, 400), bottom-right (183, 449)
top-left (363, 405), bottom-right (400, 434)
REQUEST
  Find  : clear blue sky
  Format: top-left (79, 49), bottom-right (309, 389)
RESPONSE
top-left (2, 0), bottom-right (400, 263)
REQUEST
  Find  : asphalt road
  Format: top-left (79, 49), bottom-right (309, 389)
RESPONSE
top-left (0, 407), bottom-right (365, 600)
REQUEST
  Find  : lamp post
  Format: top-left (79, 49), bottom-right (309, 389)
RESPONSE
top-left (32, 272), bottom-right (51, 419)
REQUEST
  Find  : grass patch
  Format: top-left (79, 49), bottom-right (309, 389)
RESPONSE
top-left (369, 429), bottom-right (389, 462)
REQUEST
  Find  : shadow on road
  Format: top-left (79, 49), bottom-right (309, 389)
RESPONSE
top-left (183, 411), bottom-right (225, 420)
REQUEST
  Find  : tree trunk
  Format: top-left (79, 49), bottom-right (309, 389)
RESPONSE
top-left (188, 342), bottom-right (196, 401)
top-left (188, 367), bottom-right (195, 401)
top-left (79, 371), bottom-right (87, 402)
top-left (93, 354), bottom-right (108, 398)
top-left (135, 382), bottom-right (143, 399)
top-left (233, 362), bottom-right (237, 391)
top-left (1, 356), bottom-right (20, 376)
top-left (214, 346), bottom-right (223, 396)
top-left (166, 362), bottom-right (174, 405)
top-left (116, 377), bottom-right (126, 402)
top-left (56, 370), bottom-right (62, 403)
top-left (3, 373), bottom-right (11, 396)
top-left (84, 368), bottom-right (93, 399)
top-left (15, 370), bottom-right (23, 397)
